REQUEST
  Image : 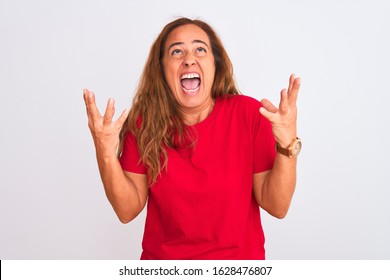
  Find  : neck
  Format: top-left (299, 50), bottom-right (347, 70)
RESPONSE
top-left (182, 99), bottom-right (215, 126)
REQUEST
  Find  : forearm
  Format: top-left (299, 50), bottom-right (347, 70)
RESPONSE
top-left (96, 152), bottom-right (143, 223)
top-left (256, 154), bottom-right (297, 218)
top-left (254, 74), bottom-right (301, 218)
top-left (83, 90), bottom-right (143, 223)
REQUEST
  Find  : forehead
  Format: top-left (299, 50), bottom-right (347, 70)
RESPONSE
top-left (165, 24), bottom-right (210, 46)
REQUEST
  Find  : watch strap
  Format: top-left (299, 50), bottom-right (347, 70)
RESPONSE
top-left (275, 137), bottom-right (301, 158)
top-left (276, 141), bottom-right (291, 157)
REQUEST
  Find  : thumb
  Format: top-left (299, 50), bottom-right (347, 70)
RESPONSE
top-left (116, 108), bottom-right (130, 128)
top-left (259, 107), bottom-right (274, 122)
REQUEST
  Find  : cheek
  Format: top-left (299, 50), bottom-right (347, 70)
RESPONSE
top-left (166, 71), bottom-right (175, 85)
top-left (163, 68), bottom-right (176, 87)
top-left (164, 61), bottom-right (180, 84)
top-left (204, 62), bottom-right (216, 84)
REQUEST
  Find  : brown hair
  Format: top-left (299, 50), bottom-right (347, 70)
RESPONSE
top-left (118, 17), bottom-right (239, 184)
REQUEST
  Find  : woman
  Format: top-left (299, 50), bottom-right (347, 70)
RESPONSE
top-left (83, 17), bottom-right (301, 259)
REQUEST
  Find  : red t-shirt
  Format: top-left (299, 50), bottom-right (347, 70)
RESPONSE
top-left (119, 94), bottom-right (276, 259)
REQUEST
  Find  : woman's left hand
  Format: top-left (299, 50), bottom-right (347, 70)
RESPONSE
top-left (259, 74), bottom-right (301, 147)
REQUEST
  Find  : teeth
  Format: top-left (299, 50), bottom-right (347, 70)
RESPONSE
top-left (183, 87), bottom-right (199, 93)
top-left (181, 73), bottom-right (200, 79)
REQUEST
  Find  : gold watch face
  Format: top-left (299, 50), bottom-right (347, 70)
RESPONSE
top-left (292, 140), bottom-right (302, 157)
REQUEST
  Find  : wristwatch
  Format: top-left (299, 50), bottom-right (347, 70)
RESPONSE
top-left (276, 137), bottom-right (302, 158)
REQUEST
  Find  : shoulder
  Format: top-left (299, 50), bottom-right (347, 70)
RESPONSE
top-left (218, 94), bottom-right (271, 133)
top-left (218, 94), bottom-right (262, 112)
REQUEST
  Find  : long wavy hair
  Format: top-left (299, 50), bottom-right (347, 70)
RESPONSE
top-left (118, 17), bottom-right (239, 184)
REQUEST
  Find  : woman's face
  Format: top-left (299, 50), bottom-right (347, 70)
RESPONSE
top-left (163, 24), bottom-right (215, 116)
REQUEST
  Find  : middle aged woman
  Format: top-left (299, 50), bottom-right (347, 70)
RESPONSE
top-left (83, 17), bottom-right (302, 260)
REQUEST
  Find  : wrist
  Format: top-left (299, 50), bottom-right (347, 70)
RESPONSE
top-left (95, 146), bottom-right (118, 164)
top-left (273, 124), bottom-right (297, 147)
top-left (276, 137), bottom-right (302, 158)
top-left (274, 131), bottom-right (297, 148)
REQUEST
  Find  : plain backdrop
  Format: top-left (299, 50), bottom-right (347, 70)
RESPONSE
top-left (1, 0), bottom-right (389, 259)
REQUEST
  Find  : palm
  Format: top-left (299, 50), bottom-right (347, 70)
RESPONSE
top-left (83, 89), bottom-right (129, 155)
top-left (260, 74), bottom-right (301, 147)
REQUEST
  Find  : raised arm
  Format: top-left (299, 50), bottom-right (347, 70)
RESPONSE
top-left (253, 74), bottom-right (301, 218)
top-left (83, 89), bottom-right (148, 223)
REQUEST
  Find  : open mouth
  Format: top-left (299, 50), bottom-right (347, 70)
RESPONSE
top-left (180, 73), bottom-right (201, 94)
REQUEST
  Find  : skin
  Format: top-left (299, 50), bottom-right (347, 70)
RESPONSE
top-left (83, 24), bottom-right (301, 222)
top-left (163, 24), bottom-right (216, 125)
top-left (255, 74), bottom-right (301, 218)
top-left (83, 92), bottom-right (148, 223)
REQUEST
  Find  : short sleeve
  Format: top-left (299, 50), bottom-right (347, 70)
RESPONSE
top-left (252, 104), bottom-right (276, 173)
top-left (119, 132), bottom-right (148, 174)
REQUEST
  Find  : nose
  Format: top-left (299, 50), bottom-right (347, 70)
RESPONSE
top-left (183, 53), bottom-right (196, 67)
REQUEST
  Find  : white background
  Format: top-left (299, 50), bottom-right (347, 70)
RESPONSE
top-left (0, 0), bottom-right (389, 259)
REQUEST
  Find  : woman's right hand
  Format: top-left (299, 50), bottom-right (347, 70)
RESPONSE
top-left (83, 89), bottom-right (129, 159)
top-left (83, 89), bottom-right (148, 223)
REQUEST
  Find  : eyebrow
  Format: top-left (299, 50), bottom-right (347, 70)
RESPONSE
top-left (167, 40), bottom-right (209, 52)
